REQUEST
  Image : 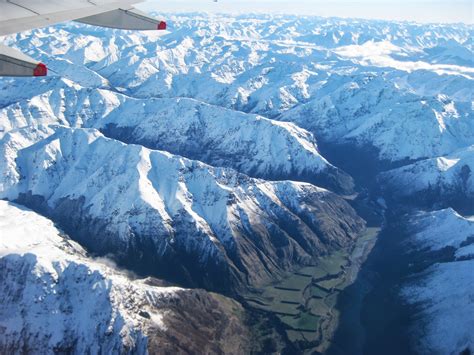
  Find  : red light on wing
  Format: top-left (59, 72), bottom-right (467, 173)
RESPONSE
top-left (33, 63), bottom-right (47, 76)
top-left (157, 21), bottom-right (167, 30)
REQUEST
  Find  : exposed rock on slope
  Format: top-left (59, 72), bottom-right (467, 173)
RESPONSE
top-left (0, 127), bottom-right (365, 293)
top-left (0, 200), bottom-right (250, 354)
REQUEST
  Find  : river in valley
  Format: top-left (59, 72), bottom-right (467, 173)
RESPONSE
top-left (318, 142), bottom-right (421, 355)
top-left (327, 207), bottom-right (418, 355)
top-left (246, 139), bottom-right (467, 354)
top-left (243, 194), bottom-right (382, 354)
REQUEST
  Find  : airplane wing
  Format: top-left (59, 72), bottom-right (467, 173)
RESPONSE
top-left (0, 0), bottom-right (167, 77)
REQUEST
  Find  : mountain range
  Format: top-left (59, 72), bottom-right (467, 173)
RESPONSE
top-left (0, 13), bottom-right (472, 354)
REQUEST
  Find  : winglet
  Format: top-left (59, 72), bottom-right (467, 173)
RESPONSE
top-left (0, 44), bottom-right (47, 77)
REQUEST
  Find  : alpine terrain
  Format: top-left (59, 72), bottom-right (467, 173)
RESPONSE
top-left (0, 13), bottom-right (472, 355)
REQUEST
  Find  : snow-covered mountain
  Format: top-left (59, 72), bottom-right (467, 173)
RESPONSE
top-left (378, 145), bottom-right (474, 210)
top-left (0, 126), bottom-right (364, 292)
top-left (3, 15), bottom-right (472, 115)
top-left (0, 78), bottom-right (354, 194)
top-left (402, 209), bottom-right (474, 355)
top-left (2, 13), bottom-right (472, 173)
top-left (278, 74), bottom-right (473, 162)
top-left (0, 200), bottom-right (250, 354)
top-left (97, 96), bottom-right (354, 194)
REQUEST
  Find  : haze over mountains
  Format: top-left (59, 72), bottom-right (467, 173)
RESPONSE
top-left (0, 14), bottom-right (472, 354)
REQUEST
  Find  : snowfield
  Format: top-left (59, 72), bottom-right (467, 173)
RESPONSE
top-left (379, 145), bottom-right (474, 203)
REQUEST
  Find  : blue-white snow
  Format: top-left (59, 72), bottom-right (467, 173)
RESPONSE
top-left (403, 209), bottom-right (474, 355)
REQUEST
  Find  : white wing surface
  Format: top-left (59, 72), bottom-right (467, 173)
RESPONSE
top-left (0, 0), bottom-right (166, 76)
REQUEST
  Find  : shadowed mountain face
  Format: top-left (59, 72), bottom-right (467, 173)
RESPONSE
top-left (0, 13), bottom-right (472, 354)
top-left (0, 80), bottom-right (355, 194)
top-left (2, 126), bottom-right (364, 293)
top-left (378, 146), bottom-right (474, 214)
top-left (401, 209), bottom-right (474, 355)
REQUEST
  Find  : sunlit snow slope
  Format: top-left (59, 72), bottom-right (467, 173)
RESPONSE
top-left (0, 125), bottom-right (364, 291)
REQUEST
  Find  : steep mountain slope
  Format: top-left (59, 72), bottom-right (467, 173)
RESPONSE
top-left (0, 126), bottom-right (364, 293)
top-left (378, 145), bottom-right (474, 211)
top-left (97, 96), bottom-right (353, 194)
top-left (402, 209), bottom-right (474, 355)
top-left (0, 200), bottom-right (250, 354)
top-left (0, 79), bottom-right (354, 194)
top-left (278, 74), bottom-right (474, 162)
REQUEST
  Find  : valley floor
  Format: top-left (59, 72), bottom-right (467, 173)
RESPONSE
top-left (329, 207), bottom-right (415, 355)
top-left (244, 219), bottom-right (380, 354)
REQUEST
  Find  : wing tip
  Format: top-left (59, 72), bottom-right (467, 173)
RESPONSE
top-left (33, 63), bottom-right (47, 77)
top-left (157, 21), bottom-right (167, 30)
